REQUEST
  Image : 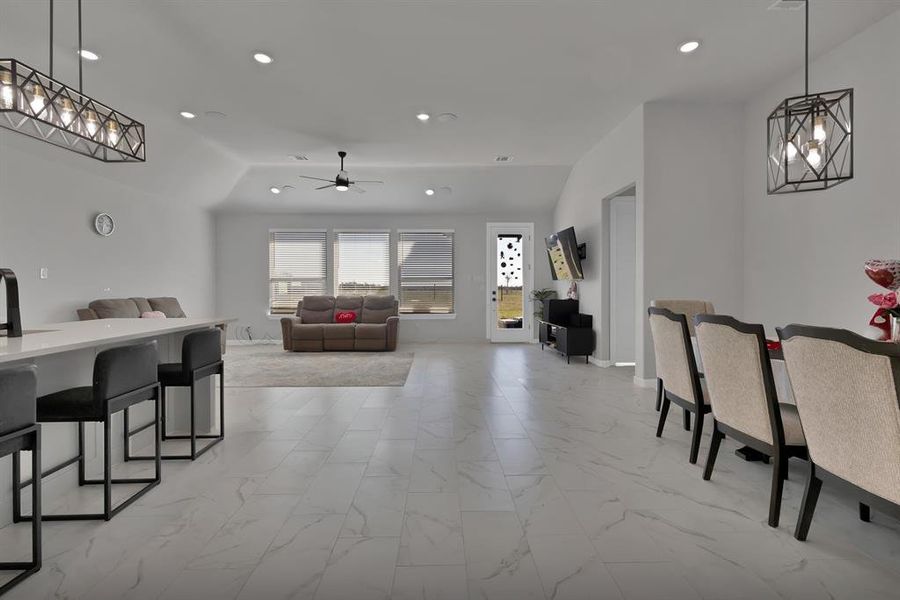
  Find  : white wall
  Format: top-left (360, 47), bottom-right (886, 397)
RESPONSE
top-left (215, 211), bottom-right (554, 343)
top-left (742, 11), bottom-right (900, 333)
top-left (553, 101), bottom-right (746, 381)
top-left (0, 118), bottom-right (243, 325)
top-left (553, 105), bottom-right (645, 369)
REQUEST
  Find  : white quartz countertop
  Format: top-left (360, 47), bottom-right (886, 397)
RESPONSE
top-left (0, 317), bottom-right (235, 364)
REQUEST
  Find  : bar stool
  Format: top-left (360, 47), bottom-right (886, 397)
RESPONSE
top-left (15, 342), bottom-right (161, 521)
top-left (0, 365), bottom-right (41, 595)
top-left (126, 329), bottom-right (223, 461)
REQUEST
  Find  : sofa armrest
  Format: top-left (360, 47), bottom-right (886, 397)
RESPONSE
top-left (281, 317), bottom-right (300, 351)
top-left (385, 315), bottom-right (400, 351)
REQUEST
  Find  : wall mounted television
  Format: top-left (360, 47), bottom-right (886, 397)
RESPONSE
top-left (545, 227), bottom-right (585, 281)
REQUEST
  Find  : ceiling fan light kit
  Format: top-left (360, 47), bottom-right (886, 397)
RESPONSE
top-left (298, 151), bottom-right (384, 194)
top-left (766, 0), bottom-right (852, 194)
top-left (0, 0), bottom-right (145, 162)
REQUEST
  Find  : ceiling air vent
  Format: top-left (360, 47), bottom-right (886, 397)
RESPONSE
top-left (289, 154), bottom-right (309, 161)
top-left (768, 0), bottom-right (805, 10)
top-left (495, 156), bottom-right (513, 162)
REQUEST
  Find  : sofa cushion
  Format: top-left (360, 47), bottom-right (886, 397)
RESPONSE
top-left (148, 297), bottom-right (187, 318)
top-left (292, 324), bottom-right (324, 340)
top-left (323, 323), bottom-right (356, 340)
top-left (130, 297), bottom-right (153, 314)
top-left (361, 295), bottom-right (397, 324)
top-left (335, 296), bottom-right (364, 321)
top-left (300, 296), bottom-right (335, 324)
top-left (356, 323), bottom-right (387, 340)
top-left (89, 298), bottom-right (141, 319)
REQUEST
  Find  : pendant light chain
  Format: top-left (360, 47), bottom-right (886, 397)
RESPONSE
top-left (78, 0), bottom-right (83, 92)
top-left (804, 0), bottom-right (809, 96)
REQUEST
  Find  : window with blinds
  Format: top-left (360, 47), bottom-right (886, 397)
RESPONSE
top-left (334, 231), bottom-right (391, 296)
top-left (398, 231), bottom-right (454, 314)
top-left (268, 230), bottom-right (327, 314)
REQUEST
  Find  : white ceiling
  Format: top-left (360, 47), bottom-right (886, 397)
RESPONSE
top-left (2, 0), bottom-right (898, 212)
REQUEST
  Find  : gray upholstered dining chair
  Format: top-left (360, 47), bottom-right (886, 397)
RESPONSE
top-left (648, 307), bottom-right (711, 464)
top-left (695, 315), bottom-right (807, 527)
top-left (650, 299), bottom-right (715, 413)
top-left (779, 324), bottom-right (900, 541)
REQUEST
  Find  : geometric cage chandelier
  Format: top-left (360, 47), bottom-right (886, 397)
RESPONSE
top-left (0, 0), bottom-right (145, 162)
top-left (767, 0), bottom-right (852, 194)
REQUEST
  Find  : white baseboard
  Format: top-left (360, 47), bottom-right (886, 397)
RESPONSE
top-left (588, 357), bottom-right (613, 367)
top-left (633, 376), bottom-right (656, 388)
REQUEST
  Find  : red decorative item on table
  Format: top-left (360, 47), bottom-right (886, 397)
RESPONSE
top-left (865, 259), bottom-right (900, 342)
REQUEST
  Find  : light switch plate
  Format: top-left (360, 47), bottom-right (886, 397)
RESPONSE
top-left (40, 267), bottom-right (49, 279)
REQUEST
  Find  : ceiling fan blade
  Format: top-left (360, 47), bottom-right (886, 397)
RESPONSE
top-left (315, 184), bottom-right (336, 190)
top-left (350, 185), bottom-right (367, 194)
top-left (352, 180), bottom-right (384, 184)
top-left (298, 175), bottom-right (335, 183)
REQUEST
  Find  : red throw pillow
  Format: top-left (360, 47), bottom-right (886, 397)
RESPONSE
top-left (335, 311), bottom-right (357, 324)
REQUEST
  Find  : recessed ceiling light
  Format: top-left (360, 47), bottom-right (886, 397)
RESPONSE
top-left (179, 111), bottom-right (196, 119)
top-left (416, 113), bottom-right (431, 122)
top-left (678, 40), bottom-right (701, 54)
top-left (437, 113), bottom-right (457, 123)
top-left (269, 186), bottom-right (281, 194)
top-left (253, 52), bottom-right (274, 64)
top-left (425, 188), bottom-right (435, 196)
top-left (78, 49), bottom-right (100, 61)
top-left (495, 155), bottom-right (513, 162)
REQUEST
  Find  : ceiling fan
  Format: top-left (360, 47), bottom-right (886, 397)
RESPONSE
top-left (298, 151), bottom-right (383, 193)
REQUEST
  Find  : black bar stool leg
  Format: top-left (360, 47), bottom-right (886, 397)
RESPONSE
top-left (77, 422), bottom-right (86, 485)
top-left (190, 380), bottom-right (197, 458)
top-left (12, 451), bottom-right (21, 522)
top-left (160, 384), bottom-right (168, 441)
top-left (104, 418), bottom-right (113, 520)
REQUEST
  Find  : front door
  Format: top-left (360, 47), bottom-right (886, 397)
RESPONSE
top-left (487, 223), bottom-right (534, 343)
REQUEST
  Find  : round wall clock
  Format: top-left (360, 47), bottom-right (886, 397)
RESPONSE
top-left (94, 213), bottom-right (115, 236)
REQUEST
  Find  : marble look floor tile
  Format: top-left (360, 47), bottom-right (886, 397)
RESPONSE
top-left (342, 476), bottom-right (409, 537)
top-left (391, 565), bottom-right (469, 600)
top-left (507, 474), bottom-right (583, 536)
top-left (315, 536), bottom-right (400, 600)
top-left (256, 450), bottom-right (330, 494)
top-left (527, 533), bottom-right (624, 600)
top-left (461, 511), bottom-right (544, 600)
top-left (293, 463), bottom-right (367, 515)
top-left (160, 566), bottom-right (254, 600)
top-left (409, 450), bottom-right (459, 493)
top-left (366, 439), bottom-right (416, 477)
top-left (328, 430), bottom-right (381, 463)
top-left (606, 562), bottom-right (701, 600)
top-left (398, 493), bottom-right (465, 566)
top-left (457, 461), bottom-right (514, 511)
top-left (494, 438), bottom-right (548, 475)
top-left (237, 513), bottom-right (345, 600)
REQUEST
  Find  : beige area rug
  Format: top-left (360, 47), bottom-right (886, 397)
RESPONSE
top-left (224, 344), bottom-right (414, 387)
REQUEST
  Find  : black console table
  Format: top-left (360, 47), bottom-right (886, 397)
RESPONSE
top-left (539, 320), bottom-right (595, 364)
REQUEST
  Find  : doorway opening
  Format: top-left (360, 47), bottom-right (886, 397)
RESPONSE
top-left (603, 186), bottom-right (637, 366)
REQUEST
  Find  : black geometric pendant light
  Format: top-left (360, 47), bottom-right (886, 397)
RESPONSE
top-left (0, 0), bottom-right (145, 162)
top-left (767, 0), bottom-right (852, 194)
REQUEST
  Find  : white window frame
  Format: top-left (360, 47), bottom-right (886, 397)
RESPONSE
top-left (333, 229), bottom-right (393, 297)
top-left (267, 228), bottom-right (329, 317)
top-left (397, 228), bottom-right (456, 320)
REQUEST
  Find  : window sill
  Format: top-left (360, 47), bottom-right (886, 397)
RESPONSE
top-left (399, 313), bottom-right (456, 321)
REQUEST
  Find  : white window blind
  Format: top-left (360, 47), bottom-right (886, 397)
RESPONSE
top-left (268, 230), bottom-right (327, 314)
top-left (398, 231), bottom-right (454, 314)
top-left (334, 231), bottom-right (391, 296)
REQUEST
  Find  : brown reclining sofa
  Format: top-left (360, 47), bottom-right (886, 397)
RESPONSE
top-left (280, 295), bottom-right (399, 351)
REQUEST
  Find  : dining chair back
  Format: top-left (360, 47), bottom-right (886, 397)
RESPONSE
top-left (651, 299), bottom-right (714, 336)
top-left (648, 308), bottom-right (701, 407)
top-left (780, 324), bottom-right (900, 539)
top-left (695, 316), bottom-right (781, 446)
top-left (648, 306), bottom-right (710, 464)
